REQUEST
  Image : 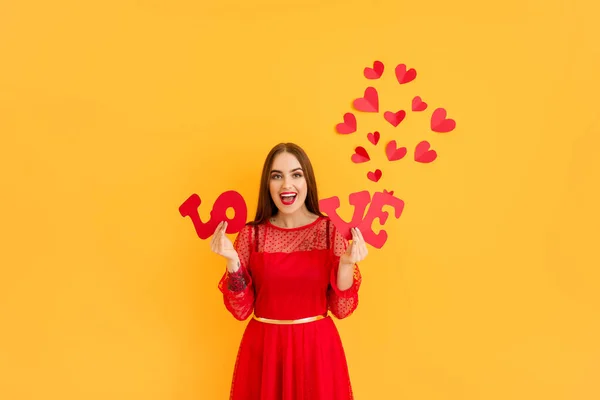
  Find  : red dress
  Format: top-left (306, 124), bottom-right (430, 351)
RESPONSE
top-left (218, 216), bottom-right (362, 400)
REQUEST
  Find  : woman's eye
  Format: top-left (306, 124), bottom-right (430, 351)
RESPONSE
top-left (271, 174), bottom-right (281, 179)
top-left (294, 173), bottom-right (303, 178)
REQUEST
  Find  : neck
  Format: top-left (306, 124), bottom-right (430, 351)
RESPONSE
top-left (271, 207), bottom-right (317, 228)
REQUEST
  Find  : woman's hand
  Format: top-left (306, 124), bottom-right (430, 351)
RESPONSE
top-left (210, 221), bottom-right (240, 271)
top-left (339, 227), bottom-right (368, 267)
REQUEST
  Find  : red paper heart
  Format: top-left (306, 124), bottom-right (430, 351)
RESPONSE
top-left (367, 169), bottom-right (382, 182)
top-left (351, 146), bottom-right (371, 163)
top-left (364, 61), bottom-right (384, 79)
top-left (367, 131), bottom-right (380, 145)
top-left (395, 64), bottom-right (417, 84)
top-left (335, 113), bottom-right (357, 134)
top-left (430, 108), bottom-right (456, 133)
top-left (384, 110), bottom-right (406, 127)
top-left (385, 140), bottom-right (407, 161)
top-left (414, 141), bottom-right (437, 163)
top-left (383, 189), bottom-right (394, 196)
top-left (353, 87), bottom-right (379, 112)
top-left (412, 96), bottom-right (428, 111)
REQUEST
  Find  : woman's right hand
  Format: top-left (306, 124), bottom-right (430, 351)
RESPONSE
top-left (210, 221), bottom-right (240, 271)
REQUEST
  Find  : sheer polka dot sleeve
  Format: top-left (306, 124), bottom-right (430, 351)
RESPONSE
top-left (217, 224), bottom-right (255, 321)
top-left (327, 222), bottom-right (362, 319)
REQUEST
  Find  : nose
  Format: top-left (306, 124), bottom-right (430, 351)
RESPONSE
top-left (282, 176), bottom-right (293, 189)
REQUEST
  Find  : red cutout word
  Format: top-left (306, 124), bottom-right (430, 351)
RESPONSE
top-left (320, 190), bottom-right (405, 249)
top-left (179, 191), bottom-right (247, 239)
top-left (180, 190), bottom-right (405, 249)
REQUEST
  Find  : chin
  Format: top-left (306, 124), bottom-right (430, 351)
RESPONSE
top-left (275, 203), bottom-right (302, 214)
top-left (276, 207), bottom-right (298, 215)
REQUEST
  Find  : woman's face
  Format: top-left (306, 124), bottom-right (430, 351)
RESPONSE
top-left (269, 152), bottom-right (308, 215)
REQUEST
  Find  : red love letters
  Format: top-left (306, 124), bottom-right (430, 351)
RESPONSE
top-left (319, 190), bottom-right (405, 249)
top-left (178, 191), bottom-right (247, 239)
top-left (180, 189), bottom-right (404, 249)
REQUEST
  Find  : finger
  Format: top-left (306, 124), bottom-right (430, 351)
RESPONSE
top-left (215, 223), bottom-right (227, 252)
top-left (210, 229), bottom-right (220, 250)
top-left (210, 234), bottom-right (218, 254)
top-left (212, 221), bottom-right (224, 243)
top-left (218, 221), bottom-right (226, 235)
top-left (350, 232), bottom-right (358, 252)
top-left (356, 228), bottom-right (367, 257)
top-left (213, 223), bottom-right (227, 252)
top-left (355, 227), bottom-right (365, 243)
top-left (350, 227), bottom-right (358, 245)
top-left (356, 228), bottom-right (369, 259)
top-left (345, 229), bottom-right (354, 250)
top-left (210, 221), bottom-right (221, 246)
top-left (353, 228), bottom-right (363, 251)
top-left (223, 221), bottom-right (228, 235)
top-left (217, 224), bottom-right (227, 244)
top-left (212, 226), bottom-right (222, 251)
top-left (352, 239), bottom-right (360, 262)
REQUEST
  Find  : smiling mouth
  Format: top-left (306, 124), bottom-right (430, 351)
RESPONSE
top-left (280, 193), bottom-right (297, 205)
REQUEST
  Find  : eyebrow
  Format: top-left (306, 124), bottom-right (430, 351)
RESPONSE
top-left (270, 168), bottom-right (304, 174)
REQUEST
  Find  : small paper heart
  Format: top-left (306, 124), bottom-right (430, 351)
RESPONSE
top-left (395, 64), bottom-right (417, 84)
top-left (412, 96), bottom-right (428, 112)
top-left (385, 140), bottom-right (407, 161)
top-left (414, 141), bottom-right (437, 163)
top-left (384, 110), bottom-right (406, 127)
top-left (351, 146), bottom-right (371, 163)
top-left (430, 108), bottom-right (456, 133)
top-left (364, 61), bottom-right (384, 79)
top-left (353, 87), bottom-right (379, 113)
top-left (335, 113), bottom-right (357, 134)
top-left (367, 131), bottom-right (380, 145)
top-left (383, 189), bottom-right (395, 196)
top-left (367, 169), bottom-right (382, 182)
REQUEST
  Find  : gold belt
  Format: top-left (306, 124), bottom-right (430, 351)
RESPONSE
top-left (253, 314), bottom-right (327, 325)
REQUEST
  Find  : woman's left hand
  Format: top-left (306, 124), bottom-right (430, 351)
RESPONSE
top-left (340, 227), bottom-right (368, 266)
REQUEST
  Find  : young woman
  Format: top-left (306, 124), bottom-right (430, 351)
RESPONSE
top-left (210, 142), bottom-right (367, 399)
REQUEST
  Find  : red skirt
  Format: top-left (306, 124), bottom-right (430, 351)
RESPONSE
top-left (229, 316), bottom-right (354, 400)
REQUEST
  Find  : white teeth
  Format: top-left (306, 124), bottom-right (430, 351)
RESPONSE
top-left (281, 194), bottom-right (296, 198)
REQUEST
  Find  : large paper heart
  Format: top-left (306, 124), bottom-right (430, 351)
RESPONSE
top-left (384, 110), bottom-right (406, 127)
top-left (335, 113), bottom-right (357, 134)
top-left (351, 146), bottom-right (370, 163)
top-left (385, 140), bottom-right (407, 161)
top-left (364, 61), bottom-right (384, 79)
top-left (367, 169), bottom-right (382, 182)
top-left (367, 131), bottom-right (380, 145)
top-left (414, 141), bottom-right (437, 163)
top-left (395, 64), bottom-right (417, 84)
top-left (430, 108), bottom-right (456, 133)
top-left (353, 87), bottom-right (379, 112)
top-left (412, 96), bottom-right (428, 111)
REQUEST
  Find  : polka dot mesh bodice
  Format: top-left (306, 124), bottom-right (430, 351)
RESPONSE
top-left (219, 216), bottom-right (362, 321)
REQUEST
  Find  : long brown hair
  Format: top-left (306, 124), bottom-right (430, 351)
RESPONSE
top-left (248, 143), bottom-right (324, 225)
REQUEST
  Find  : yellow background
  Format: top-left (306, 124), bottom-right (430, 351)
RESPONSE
top-left (1, 0), bottom-right (599, 399)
